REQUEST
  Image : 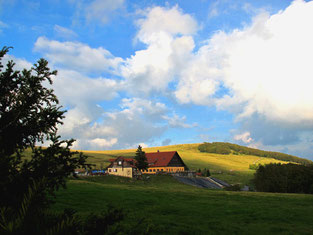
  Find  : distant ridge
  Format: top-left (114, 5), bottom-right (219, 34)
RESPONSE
top-left (198, 142), bottom-right (313, 166)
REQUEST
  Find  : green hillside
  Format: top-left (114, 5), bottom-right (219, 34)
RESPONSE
top-left (198, 142), bottom-right (313, 165)
top-left (76, 143), bottom-right (312, 185)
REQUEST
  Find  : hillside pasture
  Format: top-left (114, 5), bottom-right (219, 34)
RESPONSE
top-left (79, 143), bottom-right (287, 185)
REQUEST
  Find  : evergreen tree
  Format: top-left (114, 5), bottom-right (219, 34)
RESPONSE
top-left (134, 145), bottom-right (148, 172)
top-left (0, 46), bottom-right (89, 210)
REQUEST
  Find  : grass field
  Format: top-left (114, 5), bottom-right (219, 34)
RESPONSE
top-left (53, 175), bottom-right (313, 234)
top-left (79, 143), bottom-right (287, 185)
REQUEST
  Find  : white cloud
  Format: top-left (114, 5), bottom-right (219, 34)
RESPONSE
top-left (57, 97), bottom-right (172, 150)
top-left (2, 54), bottom-right (33, 71)
top-left (119, 97), bottom-right (167, 121)
top-left (135, 5), bottom-right (197, 44)
top-left (174, 0), bottom-right (313, 149)
top-left (162, 114), bottom-right (197, 128)
top-left (212, 0), bottom-right (313, 124)
top-left (174, 43), bottom-right (223, 105)
top-left (88, 138), bottom-right (118, 148)
top-left (52, 69), bottom-right (120, 142)
top-left (234, 132), bottom-right (253, 144)
top-left (34, 37), bottom-right (123, 74)
top-left (53, 69), bottom-right (119, 106)
top-left (85, 0), bottom-right (125, 24)
top-left (121, 6), bottom-right (197, 95)
top-left (54, 25), bottom-right (77, 39)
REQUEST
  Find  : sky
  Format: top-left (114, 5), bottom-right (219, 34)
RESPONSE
top-left (1, 0), bottom-right (313, 160)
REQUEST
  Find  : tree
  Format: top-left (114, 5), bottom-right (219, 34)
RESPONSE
top-left (134, 145), bottom-right (148, 172)
top-left (0, 46), bottom-right (89, 210)
top-left (253, 163), bottom-right (313, 194)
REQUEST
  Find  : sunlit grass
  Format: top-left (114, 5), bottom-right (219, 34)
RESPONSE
top-left (76, 143), bottom-right (287, 185)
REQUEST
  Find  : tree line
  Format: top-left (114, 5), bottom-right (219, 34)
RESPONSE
top-left (198, 142), bottom-right (313, 165)
top-left (253, 163), bottom-right (313, 194)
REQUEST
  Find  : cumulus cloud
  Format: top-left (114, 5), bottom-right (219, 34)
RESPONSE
top-left (174, 0), bottom-right (313, 149)
top-left (174, 43), bottom-right (223, 105)
top-left (53, 69), bottom-right (119, 106)
top-left (213, 1), bottom-right (313, 123)
top-left (234, 131), bottom-right (253, 144)
top-left (16, 1), bottom-right (313, 158)
top-left (88, 138), bottom-right (118, 148)
top-left (51, 69), bottom-right (121, 145)
top-left (34, 37), bottom-right (123, 74)
top-left (121, 5), bottom-right (197, 95)
top-left (135, 5), bottom-right (197, 43)
top-left (65, 97), bottom-right (198, 150)
top-left (85, 98), bottom-right (169, 149)
top-left (57, 96), bottom-right (191, 150)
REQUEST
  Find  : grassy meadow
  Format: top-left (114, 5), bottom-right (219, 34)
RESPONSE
top-left (48, 144), bottom-right (313, 233)
top-left (80, 143), bottom-right (287, 185)
top-left (53, 175), bottom-right (313, 234)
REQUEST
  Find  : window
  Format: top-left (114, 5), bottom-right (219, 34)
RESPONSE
top-left (161, 169), bottom-right (163, 171)
top-left (114, 169), bottom-right (117, 172)
top-left (109, 169), bottom-right (111, 172)
top-left (153, 169), bottom-right (156, 172)
top-left (157, 169), bottom-right (159, 171)
top-left (118, 161), bottom-right (122, 165)
top-left (149, 169), bottom-right (152, 172)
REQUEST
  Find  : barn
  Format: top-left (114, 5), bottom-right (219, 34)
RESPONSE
top-left (143, 151), bottom-right (186, 174)
top-left (107, 151), bottom-right (187, 178)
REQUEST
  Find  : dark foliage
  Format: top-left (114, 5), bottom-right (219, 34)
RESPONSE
top-left (224, 184), bottom-right (241, 191)
top-left (0, 46), bottom-right (89, 210)
top-left (135, 145), bottom-right (148, 171)
top-left (253, 163), bottom-right (313, 194)
top-left (198, 142), bottom-right (313, 165)
top-left (200, 168), bottom-right (210, 177)
top-left (0, 180), bottom-right (125, 235)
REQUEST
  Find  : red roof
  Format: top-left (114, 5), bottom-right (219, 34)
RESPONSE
top-left (109, 157), bottom-right (134, 162)
top-left (145, 151), bottom-right (177, 167)
top-left (108, 151), bottom-right (184, 168)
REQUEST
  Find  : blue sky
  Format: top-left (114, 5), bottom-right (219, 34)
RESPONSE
top-left (1, 0), bottom-right (313, 160)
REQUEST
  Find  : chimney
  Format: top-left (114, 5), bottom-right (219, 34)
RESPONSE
top-left (157, 150), bottom-right (160, 152)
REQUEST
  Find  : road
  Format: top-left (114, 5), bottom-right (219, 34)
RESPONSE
top-left (174, 176), bottom-right (228, 189)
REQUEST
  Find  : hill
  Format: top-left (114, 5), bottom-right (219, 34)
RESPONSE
top-left (198, 142), bottom-right (313, 165)
top-left (76, 143), bottom-right (312, 185)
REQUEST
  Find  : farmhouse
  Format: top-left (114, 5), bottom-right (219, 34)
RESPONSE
top-left (107, 156), bottom-right (137, 178)
top-left (107, 151), bottom-right (186, 178)
top-left (143, 151), bottom-right (186, 174)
